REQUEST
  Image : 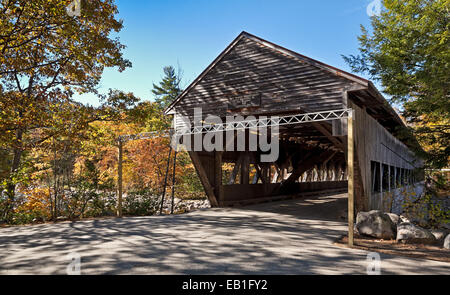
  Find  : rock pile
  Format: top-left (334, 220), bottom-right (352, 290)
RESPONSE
top-left (159, 197), bottom-right (211, 213)
top-left (356, 210), bottom-right (449, 249)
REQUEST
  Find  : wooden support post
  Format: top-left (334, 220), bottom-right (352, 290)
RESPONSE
top-left (241, 152), bottom-right (250, 185)
top-left (170, 149), bottom-right (178, 214)
top-left (160, 145), bottom-right (173, 215)
top-left (379, 162), bottom-right (383, 209)
top-left (188, 151), bottom-right (219, 207)
top-left (117, 140), bottom-right (123, 217)
top-left (281, 167), bottom-right (287, 182)
top-left (256, 164), bottom-right (264, 184)
top-left (265, 164), bottom-right (271, 184)
top-left (228, 156), bottom-right (242, 184)
top-left (214, 151), bottom-right (224, 206)
top-left (393, 166), bottom-right (397, 189)
top-left (380, 162), bottom-right (383, 193)
top-left (388, 165), bottom-right (391, 192)
top-left (347, 109), bottom-right (355, 247)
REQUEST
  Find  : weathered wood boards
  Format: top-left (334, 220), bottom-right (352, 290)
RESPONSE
top-left (166, 32), bottom-right (366, 120)
top-left (350, 101), bottom-right (422, 211)
top-left (348, 111), bottom-right (355, 246)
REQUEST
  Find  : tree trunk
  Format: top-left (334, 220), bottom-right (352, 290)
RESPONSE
top-left (3, 128), bottom-right (24, 220)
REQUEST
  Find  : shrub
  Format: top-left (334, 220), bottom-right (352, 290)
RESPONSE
top-left (401, 186), bottom-right (449, 228)
top-left (14, 187), bottom-right (52, 223)
top-left (122, 190), bottom-right (160, 216)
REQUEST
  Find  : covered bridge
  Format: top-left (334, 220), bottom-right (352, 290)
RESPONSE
top-left (164, 32), bottom-right (424, 229)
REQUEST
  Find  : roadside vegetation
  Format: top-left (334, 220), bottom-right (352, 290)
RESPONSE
top-left (0, 0), bottom-right (448, 226)
top-left (0, 1), bottom-right (204, 225)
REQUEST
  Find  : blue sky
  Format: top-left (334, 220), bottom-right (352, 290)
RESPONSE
top-left (74, 0), bottom-right (378, 106)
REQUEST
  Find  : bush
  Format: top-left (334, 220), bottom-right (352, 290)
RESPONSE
top-left (402, 187), bottom-right (449, 228)
top-left (122, 190), bottom-right (160, 216)
top-left (84, 192), bottom-right (117, 217)
top-left (14, 187), bottom-right (51, 223)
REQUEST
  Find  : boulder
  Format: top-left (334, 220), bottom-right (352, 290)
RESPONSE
top-left (386, 213), bottom-right (400, 225)
top-left (443, 223), bottom-right (450, 231)
top-left (356, 210), bottom-right (396, 240)
top-left (444, 234), bottom-right (450, 250)
top-left (430, 229), bottom-right (448, 243)
top-left (396, 222), bottom-right (437, 244)
top-left (399, 215), bottom-right (410, 223)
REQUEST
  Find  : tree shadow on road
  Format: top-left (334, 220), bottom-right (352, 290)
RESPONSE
top-left (0, 193), bottom-right (448, 274)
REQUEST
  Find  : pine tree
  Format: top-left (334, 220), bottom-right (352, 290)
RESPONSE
top-left (152, 66), bottom-right (183, 109)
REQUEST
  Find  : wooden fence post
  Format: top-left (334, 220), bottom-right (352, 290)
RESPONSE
top-left (214, 151), bottom-right (223, 206)
top-left (170, 149), bottom-right (178, 214)
top-left (117, 140), bottom-right (123, 217)
top-left (347, 109), bottom-right (354, 247)
top-left (160, 145), bottom-right (173, 215)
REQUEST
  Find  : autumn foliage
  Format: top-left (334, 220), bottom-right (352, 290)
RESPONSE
top-left (0, 1), bottom-right (206, 224)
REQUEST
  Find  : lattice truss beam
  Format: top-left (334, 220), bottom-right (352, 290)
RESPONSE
top-left (117, 109), bottom-right (352, 142)
top-left (176, 109), bottom-right (352, 136)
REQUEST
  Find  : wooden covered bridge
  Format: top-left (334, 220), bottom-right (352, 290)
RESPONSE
top-left (161, 32), bottom-right (423, 244)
